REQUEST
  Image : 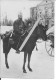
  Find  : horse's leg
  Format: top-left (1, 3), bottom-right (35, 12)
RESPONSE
top-left (28, 53), bottom-right (32, 72)
top-left (5, 44), bottom-right (11, 69)
top-left (5, 53), bottom-right (9, 68)
top-left (23, 52), bottom-right (27, 73)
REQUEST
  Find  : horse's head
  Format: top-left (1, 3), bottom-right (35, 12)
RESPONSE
top-left (36, 23), bottom-right (47, 41)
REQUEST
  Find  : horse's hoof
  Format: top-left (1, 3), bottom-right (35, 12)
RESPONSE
top-left (29, 68), bottom-right (32, 72)
top-left (6, 65), bottom-right (9, 69)
top-left (23, 70), bottom-right (27, 73)
top-left (28, 67), bottom-right (32, 72)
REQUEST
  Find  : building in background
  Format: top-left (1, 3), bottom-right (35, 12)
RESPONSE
top-left (30, 7), bottom-right (37, 21)
top-left (30, 0), bottom-right (54, 28)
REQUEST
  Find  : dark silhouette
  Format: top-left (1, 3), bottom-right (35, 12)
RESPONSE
top-left (13, 14), bottom-right (26, 53)
top-left (1, 23), bottom-right (47, 73)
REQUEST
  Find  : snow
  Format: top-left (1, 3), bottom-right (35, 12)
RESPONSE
top-left (1, 26), bottom-right (13, 34)
top-left (0, 26), bottom-right (54, 79)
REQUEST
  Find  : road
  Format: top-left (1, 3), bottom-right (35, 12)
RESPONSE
top-left (0, 40), bottom-right (54, 79)
top-left (0, 26), bottom-right (54, 79)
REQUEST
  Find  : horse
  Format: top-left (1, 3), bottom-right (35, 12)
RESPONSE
top-left (1, 23), bottom-right (47, 73)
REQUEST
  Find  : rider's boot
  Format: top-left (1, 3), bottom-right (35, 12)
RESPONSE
top-left (15, 41), bottom-right (21, 53)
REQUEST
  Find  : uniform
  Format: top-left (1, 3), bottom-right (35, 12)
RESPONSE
top-left (13, 17), bottom-right (25, 53)
top-left (13, 19), bottom-right (25, 35)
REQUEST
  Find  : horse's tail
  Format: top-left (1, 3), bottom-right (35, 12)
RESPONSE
top-left (0, 34), bottom-right (5, 40)
top-left (1, 30), bottom-right (13, 39)
top-left (2, 32), bottom-right (11, 53)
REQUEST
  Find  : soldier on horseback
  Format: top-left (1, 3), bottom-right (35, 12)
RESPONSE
top-left (13, 13), bottom-right (25, 35)
top-left (13, 13), bottom-right (25, 53)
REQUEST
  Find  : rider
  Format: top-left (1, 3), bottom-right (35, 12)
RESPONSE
top-left (13, 13), bottom-right (25, 53)
top-left (13, 13), bottom-right (25, 35)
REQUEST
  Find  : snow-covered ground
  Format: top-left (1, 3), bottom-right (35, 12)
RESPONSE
top-left (0, 26), bottom-right (54, 79)
top-left (1, 26), bottom-right (13, 34)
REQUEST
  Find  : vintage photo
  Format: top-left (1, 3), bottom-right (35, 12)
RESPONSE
top-left (0, 0), bottom-right (54, 79)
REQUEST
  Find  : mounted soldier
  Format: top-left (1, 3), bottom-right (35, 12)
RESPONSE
top-left (12, 13), bottom-right (26, 53)
top-left (13, 13), bottom-right (25, 35)
top-left (12, 15), bottom-right (33, 53)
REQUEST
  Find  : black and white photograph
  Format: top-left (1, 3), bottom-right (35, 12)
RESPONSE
top-left (0, 0), bottom-right (54, 79)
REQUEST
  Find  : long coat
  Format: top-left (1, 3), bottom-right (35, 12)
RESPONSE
top-left (13, 19), bottom-right (25, 34)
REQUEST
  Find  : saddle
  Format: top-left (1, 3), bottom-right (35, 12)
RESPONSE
top-left (9, 28), bottom-right (30, 47)
top-left (9, 37), bottom-right (14, 44)
top-left (9, 30), bottom-right (26, 45)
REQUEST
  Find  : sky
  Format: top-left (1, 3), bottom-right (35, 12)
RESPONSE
top-left (1, 0), bottom-right (42, 21)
